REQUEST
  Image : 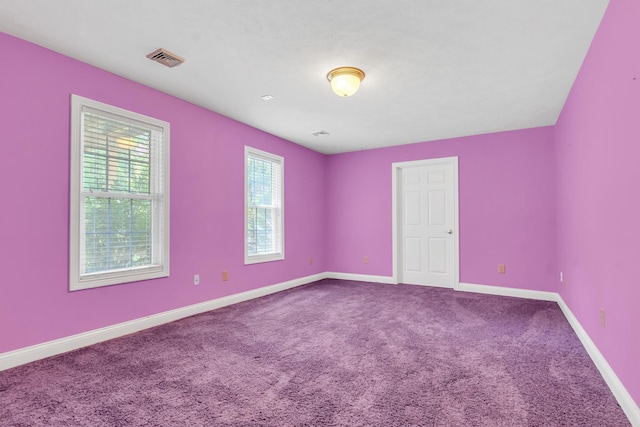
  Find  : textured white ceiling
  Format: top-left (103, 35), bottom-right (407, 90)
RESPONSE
top-left (0, 0), bottom-right (609, 154)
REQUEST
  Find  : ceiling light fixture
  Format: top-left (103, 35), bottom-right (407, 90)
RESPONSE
top-left (326, 67), bottom-right (365, 97)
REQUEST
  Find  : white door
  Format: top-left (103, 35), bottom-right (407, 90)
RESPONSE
top-left (394, 157), bottom-right (458, 288)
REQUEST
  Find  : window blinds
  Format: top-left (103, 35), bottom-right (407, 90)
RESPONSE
top-left (246, 152), bottom-right (282, 257)
top-left (80, 107), bottom-right (165, 275)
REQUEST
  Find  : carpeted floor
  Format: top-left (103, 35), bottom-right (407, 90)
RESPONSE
top-left (0, 279), bottom-right (631, 426)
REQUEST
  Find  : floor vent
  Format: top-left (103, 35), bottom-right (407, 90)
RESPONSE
top-left (146, 48), bottom-right (185, 68)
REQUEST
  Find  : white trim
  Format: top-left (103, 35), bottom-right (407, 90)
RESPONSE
top-left (244, 146), bottom-right (285, 265)
top-left (458, 282), bottom-right (557, 301)
top-left (325, 272), bottom-right (396, 284)
top-left (458, 281), bottom-right (639, 425)
top-left (556, 296), bottom-right (640, 426)
top-left (2, 275), bottom-right (638, 425)
top-left (0, 273), bottom-right (325, 372)
top-left (69, 94), bottom-right (171, 291)
top-left (392, 166), bottom-right (400, 284)
top-left (392, 157), bottom-right (460, 290)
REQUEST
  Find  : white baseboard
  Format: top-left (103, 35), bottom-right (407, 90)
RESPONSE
top-left (556, 296), bottom-right (640, 426)
top-left (2, 274), bottom-right (638, 425)
top-left (458, 282), bottom-right (558, 301)
top-left (325, 272), bottom-right (396, 284)
top-left (459, 281), bottom-right (639, 426)
top-left (0, 272), bottom-right (326, 372)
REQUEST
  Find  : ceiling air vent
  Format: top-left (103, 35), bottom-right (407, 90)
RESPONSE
top-left (146, 48), bottom-right (185, 68)
top-left (311, 130), bottom-right (330, 137)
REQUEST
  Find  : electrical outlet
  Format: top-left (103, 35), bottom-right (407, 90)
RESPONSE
top-left (560, 272), bottom-right (563, 282)
top-left (193, 274), bottom-right (200, 286)
top-left (309, 257), bottom-right (313, 265)
top-left (498, 264), bottom-right (506, 274)
top-left (363, 256), bottom-right (369, 264)
top-left (222, 271), bottom-right (229, 281)
top-left (600, 309), bottom-right (606, 327)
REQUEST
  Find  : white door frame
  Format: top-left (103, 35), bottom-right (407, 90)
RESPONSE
top-left (392, 157), bottom-right (460, 289)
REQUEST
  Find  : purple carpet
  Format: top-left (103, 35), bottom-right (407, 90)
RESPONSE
top-left (0, 279), bottom-right (630, 426)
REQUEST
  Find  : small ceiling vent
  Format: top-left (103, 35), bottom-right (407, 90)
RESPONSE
top-left (311, 130), bottom-right (330, 137)
top-left (146, 48), bottom-right (185, 68)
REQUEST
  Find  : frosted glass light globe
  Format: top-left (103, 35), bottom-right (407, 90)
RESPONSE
top-left (327, 67), bottom-right (365, 97)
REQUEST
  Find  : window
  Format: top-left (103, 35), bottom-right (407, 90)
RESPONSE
top-left (70, 95), bottom-right (170, 291)
top-left (245, 147), bottom-right (284, 264)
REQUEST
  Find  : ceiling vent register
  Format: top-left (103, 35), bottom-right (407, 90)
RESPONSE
top-left (146, 48), bottom-right (185, 68)
top-left (311, 130), bottom-right (330, 137)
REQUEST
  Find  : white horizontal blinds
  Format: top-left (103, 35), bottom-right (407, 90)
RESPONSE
top-left (80, 106), bottom-right (164, 275)
top-left (247, 152), bottom-right (282, 256)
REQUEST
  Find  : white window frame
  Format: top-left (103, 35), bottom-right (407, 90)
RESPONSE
top-left (244, 146), bottom-right (284, 264)
top-left (69, 94), bottom-right (170, 291)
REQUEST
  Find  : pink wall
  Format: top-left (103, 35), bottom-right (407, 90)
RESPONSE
top-left (0, 29), bottom-right (559, 357)
top-left (555, 0), bottom-right (640, 405)
top-left (0, 32), bottom-right (327, 354)
top-left (325, 127), bottom-right (558, 291)
top-left (3, 4), bottom-right (637, 409)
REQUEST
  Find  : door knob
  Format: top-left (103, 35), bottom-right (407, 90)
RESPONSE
top-left (447, 230), bottom-right (453, 234)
